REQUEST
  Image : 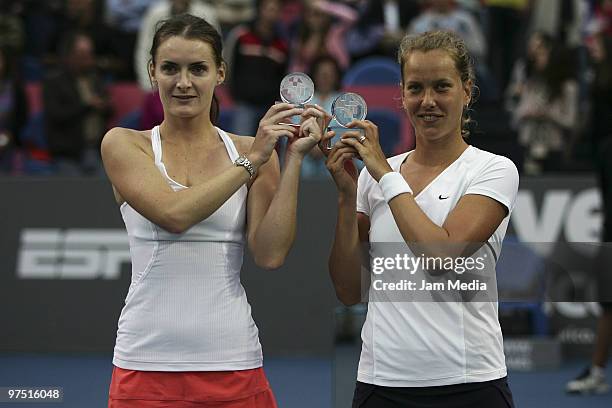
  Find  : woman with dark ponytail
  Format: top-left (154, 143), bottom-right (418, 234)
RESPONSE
top-left (102, 14), bottom-right (327, 407)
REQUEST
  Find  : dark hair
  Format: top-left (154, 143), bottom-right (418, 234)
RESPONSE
top-left (150, 14), bottom-right (223, 125)
top-left (298, 2), bottom-right (331, 46)
top-left (542, 45), bottom-right (576, 101)
top-left (255, 0), bottom-right (282, 11)
top-left (57, 31), bottom-right (92, 58)
top-left (398, 31), bottom-right (476, 137)
top-left (524, 31), bottom-right (553, 78)
top-left (309, 54), bottom-right (343, 91)
top-left (525, 32), bottom-right (576, 102)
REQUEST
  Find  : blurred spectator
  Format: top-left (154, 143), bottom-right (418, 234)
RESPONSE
top-left (483, 0), bottom-right (530, 90)
top-left (588, 0), bottom-right (612, 38)
top-left (529, 0), bottom-right (588, 48)
top-left (0, 47), bottom-right (28, 174)
top-left (214, 0), bottom-right (256, 35)
top-left (288, 0), bottom-right (358, 73)
top-left (310, 55), bottom-right (343, 115)
top-left (408, 0), bottom-right (487, 62)
top-left (506, 31), bottom-right (578, 174)
top-left (224, 0), bottom-right (288, 135)
top-left (43, 32), bottom-right (112, 175)
top-left (105, 0), bottom-right (155, 32)
top-left (302, 55), bottom-right (343, 179)
top-left (587, 33), bottom-right (612, 149)
top-left (53, 0), bottom-right (122, 75)
top-left (0, 1), bottom-right (25, 55)
top-left (455, 0), bottom-right (482, 16)
top-left (104, 0), bottom-right (156, 80)
top-left (346, 0), bottom-right (420, 61)
top-left (278, 0), bottom-right (303, 29)
top-left (408, 0), bottom-right (500, 101)
top-left (20, 0), bottom-right (64, 60)
top-left (135, 0), bottom-right (220, 90)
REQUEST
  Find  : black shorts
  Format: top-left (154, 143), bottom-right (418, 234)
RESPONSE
top-left (352, 377), bottom-right (514, 408)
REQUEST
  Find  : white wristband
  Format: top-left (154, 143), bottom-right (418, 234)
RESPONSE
top-left (378, 172), bottom-right (413, 203)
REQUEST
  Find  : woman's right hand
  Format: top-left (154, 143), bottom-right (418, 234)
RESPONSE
top-left (322, 131), bottom-right (359, 197)
top-left (247, 103), bottom-right (305, 168)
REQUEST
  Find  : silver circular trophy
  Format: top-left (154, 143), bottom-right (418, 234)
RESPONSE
top-left (279, 73), bottom-right (315, 131)
top-left (327, 92), bottom-right (368, 149)
top-left (280, 72), bottom-right (315, 106)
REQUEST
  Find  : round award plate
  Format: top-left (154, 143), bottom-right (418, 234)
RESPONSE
top-left (280, 72), bottom-right (315, 105)
top-left (331, 92), bottom-right (367, 128)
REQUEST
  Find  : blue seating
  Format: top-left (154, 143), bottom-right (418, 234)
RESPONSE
top-left (366, 108), bottom-right (400, 157)
top-left (219, 109), bottom-right (234, 132)
top-left (342, 57), bottom-right (401, 86)
top-left (117, 109), bottom-right (142, 130)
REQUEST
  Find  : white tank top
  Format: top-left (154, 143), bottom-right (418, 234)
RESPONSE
top-left (112, 126), bottom-right (263, 371)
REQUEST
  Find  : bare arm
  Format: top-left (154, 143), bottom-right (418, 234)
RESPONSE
top-left (329, 203), bottom-right (370, 306)
top-left (246, 150), bottom-right (301, 270)
top-left (102, 104), bottom-right (305, 234)
top-left (387, 193), bottom-right (507, 255)
top-left (246, 108), bottom-right (326, 269)
top-left (323, 135), bottom-right (369, 305)
top-left (339, 121), bottom-right (513, 258)
top-left (101, 128), bottom-right (252, 234)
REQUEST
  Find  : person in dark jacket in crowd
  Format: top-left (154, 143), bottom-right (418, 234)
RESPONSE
top-left (224, 0), bottom-right (289, 136)
top-left (43, 31), bottom-right (111, 175)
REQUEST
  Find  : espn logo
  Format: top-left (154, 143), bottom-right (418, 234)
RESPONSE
top-left (17, 229), bottom-right (130, 279)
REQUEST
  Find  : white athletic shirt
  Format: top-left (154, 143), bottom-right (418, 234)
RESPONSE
top-left (112, 126), bottom-right (263, 371)
top-left (356, 145), bottom-right (519, 387)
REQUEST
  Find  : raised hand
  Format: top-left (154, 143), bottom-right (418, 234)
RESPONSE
top-left (247, 103), bottom-right (305, 168)
top-left (285, 104), bottom-right (330, 159)
top-left (324, 133), bottom-right (360, 197)
top-left (339, 120), bottom-right (392, 182)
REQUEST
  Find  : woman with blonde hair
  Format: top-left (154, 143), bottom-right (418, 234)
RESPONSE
top-left (323, 30), bottom-right (518, 407)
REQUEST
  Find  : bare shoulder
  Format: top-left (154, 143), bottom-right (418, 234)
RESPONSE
top-left (226, 132), bottom-right (255, 156)
top-left (101, 127), bottom-right (154, 158)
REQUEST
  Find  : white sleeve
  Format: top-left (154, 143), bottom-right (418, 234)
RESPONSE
top-left (465, 156), bottom-right (519, 214)
top-left (356, 167), bottom-right (371, 216)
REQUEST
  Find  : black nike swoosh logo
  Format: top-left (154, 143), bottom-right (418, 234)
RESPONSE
top-left (438, 195), bottom-right (449, 200)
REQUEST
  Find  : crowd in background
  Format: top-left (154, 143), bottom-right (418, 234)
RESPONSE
top-left (0, 0), bottom-right (611, 177)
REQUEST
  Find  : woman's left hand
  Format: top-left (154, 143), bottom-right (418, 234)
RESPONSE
top-left (339, 120), bottom-right (392, 181)
top-left (286, 105), bottom-right (331, 159)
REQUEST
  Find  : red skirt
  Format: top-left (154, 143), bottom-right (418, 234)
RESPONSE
top-left (108, 366), bottom-right (278, 408)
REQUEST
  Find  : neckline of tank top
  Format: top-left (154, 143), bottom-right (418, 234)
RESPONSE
top-left (152, 126), bottom-right (240, 189)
